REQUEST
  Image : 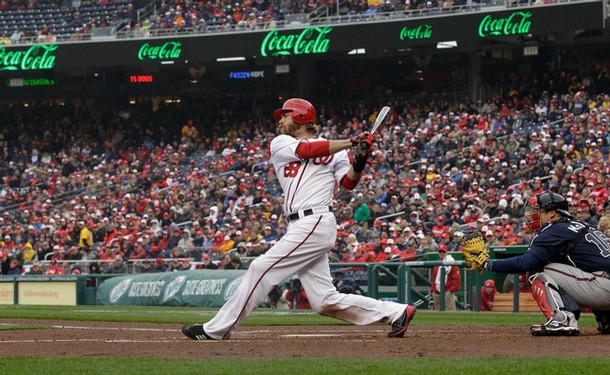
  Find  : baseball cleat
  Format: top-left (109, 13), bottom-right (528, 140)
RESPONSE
top-left (595, 316), bottom-right (610, 334)
top-left (530, 317), bottom-right (580, 337)
top-left (388, 305), bottom-right (416, 338)
top-left (182, 324), bottom-right (216, 340)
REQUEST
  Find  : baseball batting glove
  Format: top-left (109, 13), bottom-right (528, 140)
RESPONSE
top-left (461, 231), bottom-right (490, 271)
top-left (351, 131), bottom-right (376, 155)
top-left (351, 133), bottom-right (375, 173)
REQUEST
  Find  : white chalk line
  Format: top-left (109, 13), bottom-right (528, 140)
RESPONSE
top-left (1, 325), bottom-right (414, 344)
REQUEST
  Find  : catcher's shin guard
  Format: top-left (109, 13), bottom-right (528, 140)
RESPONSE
top-left (530, 273), bottom-right (563, 319)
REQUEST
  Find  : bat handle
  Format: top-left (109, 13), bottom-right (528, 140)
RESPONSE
top-left (357, 141), bottom-right (370, 153)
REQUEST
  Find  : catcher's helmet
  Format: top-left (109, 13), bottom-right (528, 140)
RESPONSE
top-left (524, 191), bottom-right (570, 231)
top-left (273, 98), bottom-right (316, 124)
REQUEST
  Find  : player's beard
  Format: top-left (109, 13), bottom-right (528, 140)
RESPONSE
top-left (279, 122), bottom-right (300, 136)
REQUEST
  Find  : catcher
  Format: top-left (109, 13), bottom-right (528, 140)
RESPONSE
top-left (462, 191), bottom-right (610, 336)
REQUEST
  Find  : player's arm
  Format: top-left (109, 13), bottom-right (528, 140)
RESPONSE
top-left (294, 132), bottom-right (373, 159)
top-left (295, 139), bottom-right (351, 159)
top-left (487, 251), bottom-right (542, 273)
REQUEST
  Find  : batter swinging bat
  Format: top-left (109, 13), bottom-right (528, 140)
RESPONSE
top-left (358, 106), bottom-right (390, 152)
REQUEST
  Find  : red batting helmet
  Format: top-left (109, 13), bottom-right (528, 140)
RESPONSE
top-left (273, 98), bottom-right (316, 124)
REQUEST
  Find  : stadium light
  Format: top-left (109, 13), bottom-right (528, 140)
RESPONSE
top-left (347, 48), bottom-right (366, 55)
top-left (216, 57), bottom-right (246, 62)
top-left (436, 41), bottom-right (458, 49)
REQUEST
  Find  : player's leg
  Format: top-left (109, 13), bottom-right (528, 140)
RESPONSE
top-left (199, 242), bottom-right (305, 339)
top-left (187, 214), bottom-right (337, 340)
top-left (297, 253), bottom-right (414, 337)
top-left (544, 263), bottom-right (610, 310)
top-left (528, 268), bottom-right (580, 336)
top-left (544, 263), bottom-right (610, 335)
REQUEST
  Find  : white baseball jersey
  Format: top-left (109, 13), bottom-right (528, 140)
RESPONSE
top-left (270, 134), bottom-right (351, 215)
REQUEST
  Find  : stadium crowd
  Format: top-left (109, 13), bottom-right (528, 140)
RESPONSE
top-left (0, 0), bottom-right (547, 42)
top-left (1, 66), bottom-right (610, 276)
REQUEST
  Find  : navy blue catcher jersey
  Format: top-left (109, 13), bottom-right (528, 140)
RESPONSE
top-left (492, 217), bottom-right (610, 273)
top-left (529, 217), bottom-right (610, 272)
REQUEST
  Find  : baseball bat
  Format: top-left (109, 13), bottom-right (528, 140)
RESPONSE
top-left (358, 106), bottom-right (391, 152)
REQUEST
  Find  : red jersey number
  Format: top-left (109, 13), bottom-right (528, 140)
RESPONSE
top-left (284, 161), bottom-right (301, 178)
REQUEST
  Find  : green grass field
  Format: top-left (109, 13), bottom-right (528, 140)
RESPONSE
top-left (0, 305), bottom-right (607, 374)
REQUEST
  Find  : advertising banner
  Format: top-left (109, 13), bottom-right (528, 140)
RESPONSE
top-left (0, 1), bottom-right (601, 72)
top-left (0, 282), bottom-right (14, 305)
top-left (96, 270), bottom-right (246, 307)
top-left (18, 281), bottom-right (77, 306)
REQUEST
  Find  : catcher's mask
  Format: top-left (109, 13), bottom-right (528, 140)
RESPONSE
top-left (524, 191), bottom-right (569, 231)
top-left (273, 98), bottom-right (316, 125)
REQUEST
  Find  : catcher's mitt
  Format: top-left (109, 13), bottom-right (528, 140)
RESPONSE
top-left (461, 231), bottom-right (490, 271)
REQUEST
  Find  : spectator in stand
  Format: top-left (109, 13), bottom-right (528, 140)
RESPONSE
top-left (7, 258), bottom-right (22, 275)
top-left (154, 257), bottom-right (169, 272)
top-left (21, 241), bottom-right (37, 264)
top-left (352, 195), bottom-right (371, 229)
top-left (217, 253), bottom-right (232, 269)
top-left (168, 258), bottom-right (182, 272)
top-left (87, 262), bottom-right (102, 275)
top-left (104, 255), bottom-right (128, 274)
top-left (50, 245), bottom-right (64, 262)
top-left (129, 242), bottom-right (147, 261)
top-left (0, 249), bottom-right (8, 274)
top-left (199, 253), bottom-right (218, 269)
top-left (446, 231), bottom-right (464, 252)
top-left (224, 254), bottom-right (245, 270)
top-left (27, 260), bottom-right (44, 275)
top-left (78, 221), bottom-right (94, 255)
top-left (44, 260), bottom-right (64, 275)
top-left (177, 228), bottom-right (194, 253)
top-left (419, 231), bottom-right (438, 254)
top-left (156, 230), bottom-right (171, 253)
top-left (431, 215), bottom-right (449, 242)
top-left (261, 225), bottom-right (277, 242)
top-left (179, 258), bottom-right (192, 271)
top-left (220, 235), bottom-right (235, 254)
top-left (431, 244), bottom-right (461, 311)
top-left (167, 228), bottom-right (183, 250)
top-left (480, 279), bottom-right (498, 312)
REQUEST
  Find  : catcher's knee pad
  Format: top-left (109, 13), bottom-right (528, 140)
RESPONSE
top-left (530, 272), bottom-right (565, 320)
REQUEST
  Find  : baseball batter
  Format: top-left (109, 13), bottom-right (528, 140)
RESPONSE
top-left (182, 98), bottom-right (415, 340)
top-left (463, 191), bottom-right (610, 336)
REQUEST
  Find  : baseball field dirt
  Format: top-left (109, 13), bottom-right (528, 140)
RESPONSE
top-left (0, 319), bottom-right (606, 358)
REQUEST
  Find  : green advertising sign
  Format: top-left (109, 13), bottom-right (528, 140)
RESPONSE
top-left (137, 41), bottom-right (183, 61)
top-left (399, 24), bottom-right (432, 40)
top-left (260, 26), bottom-right (331, 57)
top-left (478, 11), bottom-right (532, 37)
top-left (0, 45), bottom-right (57, 71)
top-left (96, 270), bottom-right (245, 307)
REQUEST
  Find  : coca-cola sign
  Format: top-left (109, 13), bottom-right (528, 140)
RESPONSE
top-left (260, 27), bottom-right (332, 57)
top-left (478, 12), bottom-right (532, 37)
top-left (137, 41), bottom-right (182, 61)
top-left (399, 24), bottom-right (432, 40)
top-left (0, 45), bottom-right (57, 71)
